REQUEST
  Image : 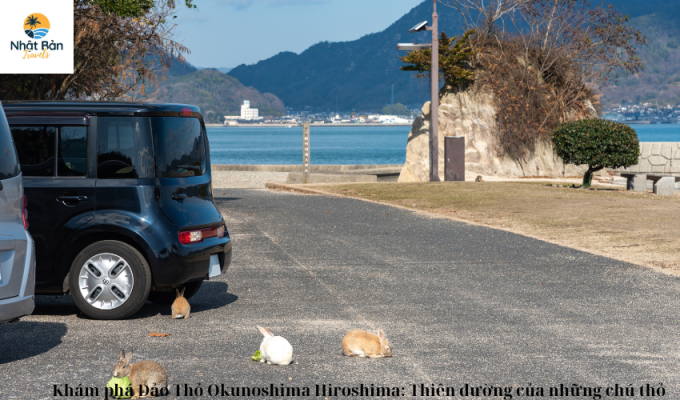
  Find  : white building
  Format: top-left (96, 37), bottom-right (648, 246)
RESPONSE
top-left (241, 100), bottom-right (259, 120)
top-left (379, 115), bottom-right (412, 124)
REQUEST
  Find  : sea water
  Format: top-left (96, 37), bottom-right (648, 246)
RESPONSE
top-left (207, 126), bottom-right (409, 165)
top-left (207, 124), bottom-right (680, 165)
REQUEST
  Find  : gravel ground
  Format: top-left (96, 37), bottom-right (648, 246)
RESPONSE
top-left (212, 171), bottom-right (289, 188)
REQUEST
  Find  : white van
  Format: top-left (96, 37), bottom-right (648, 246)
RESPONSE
top-left (0, 101), bottom-right (36, 324)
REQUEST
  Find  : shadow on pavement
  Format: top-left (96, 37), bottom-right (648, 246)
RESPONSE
top-left (21, 283), bottom-right (237, 320)
top-left (31, 295), bottom-right (80, 317)
top-left (0, 321), bottom-right (67, 364)
top-left (132, 281), bottom-right (237, 319)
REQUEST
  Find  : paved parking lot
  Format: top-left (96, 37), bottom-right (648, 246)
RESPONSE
top-left (1, 188), bottom-right (679, 399)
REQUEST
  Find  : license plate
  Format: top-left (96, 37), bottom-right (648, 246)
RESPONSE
top-left (209, 254), bottom-right (221, 278)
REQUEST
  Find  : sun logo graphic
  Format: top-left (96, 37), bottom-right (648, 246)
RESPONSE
top-left (24, 14), bottom-right (50, 40)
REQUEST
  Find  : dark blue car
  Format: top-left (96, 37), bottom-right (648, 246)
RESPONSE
top-left (4, 102), bottom-right (232, 320)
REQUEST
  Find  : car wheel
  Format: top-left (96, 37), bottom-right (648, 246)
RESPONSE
top-left (147, 281), bottom-right (203, 305)
top-left (69, 241), bottom-right (151, 320)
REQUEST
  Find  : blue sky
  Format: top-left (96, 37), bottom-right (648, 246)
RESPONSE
top-left (172, 0), bottom-right (423, 68)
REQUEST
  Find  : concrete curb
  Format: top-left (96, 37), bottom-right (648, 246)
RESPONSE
top-left (213, 164), bottom-right (403, 172)
top-left (265, 183), bottom-right (332, 195)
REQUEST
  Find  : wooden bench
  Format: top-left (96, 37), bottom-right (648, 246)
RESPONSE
top-left (647, 175), bottom-right (680, 196)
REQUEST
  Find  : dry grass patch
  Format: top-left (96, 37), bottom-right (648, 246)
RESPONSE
top-left (309, 182), bottom-right (680, 274)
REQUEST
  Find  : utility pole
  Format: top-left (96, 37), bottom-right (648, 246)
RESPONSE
top-left (303, 123), bottom-right (311, 184)
top-left (430, 0), bottom-right (440, 182)
top-left (397, 0), bottom-right (441, 182)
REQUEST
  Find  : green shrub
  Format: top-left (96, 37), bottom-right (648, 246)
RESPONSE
top-left (552, 119), bottom-right (640, 188)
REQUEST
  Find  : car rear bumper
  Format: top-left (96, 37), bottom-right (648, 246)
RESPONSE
top-left (0, 295), bottom-right (35, 323)
top-left (145, 217), bottom-right (232, 288)
top-left (0, 231), bottom-right (36, 323)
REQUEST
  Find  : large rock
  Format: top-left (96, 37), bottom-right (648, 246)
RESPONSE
top-left (399, 85), bottom-right (601, 182)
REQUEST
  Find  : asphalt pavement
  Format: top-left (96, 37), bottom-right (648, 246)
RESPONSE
top-left (1, 188), bottom-right (678, 399)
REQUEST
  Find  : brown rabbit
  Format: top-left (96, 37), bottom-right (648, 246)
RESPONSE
top-left (171, 288), bottom-right (190, 319)
top-left (341, 329), bottom-right (392, 358)
top-left (113, 349), bottom-right (168, 399)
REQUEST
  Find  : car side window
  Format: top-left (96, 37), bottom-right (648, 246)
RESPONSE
top-left (10, 126), bottom-right (56, 177)
top-left (97, 117), bottom-right (153, 179)
top-left (58, 126), bottom-right (87, 177)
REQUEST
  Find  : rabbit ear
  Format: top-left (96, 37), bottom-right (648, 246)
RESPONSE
top-left (125, 349), bottom-right (133, 363)
top-left (378, 329), bottom-right (386, 342)
top-left (119, 349), bottom-right (125, 361)
top-left (180, 287), bottom-right (186, 297)
top-left (267, 328), bottom-right (273, 336)
top-left (176, 289), bottom-right (180, 298)
top-left (258, 326), bottom-right (270, 337)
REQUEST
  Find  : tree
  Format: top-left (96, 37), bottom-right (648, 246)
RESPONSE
top-left (552, 119), bottom-right (640, 188)
top-left (400, 29), bottom-right (477, 88)
top-left (0, 0), bottom-right (195, 101)
top-left (426, 0), bottom-right (647, 162)
top-left (439, 0), bottom-right (528, 38)
top-left (381, 103), bottom-right (410, 116)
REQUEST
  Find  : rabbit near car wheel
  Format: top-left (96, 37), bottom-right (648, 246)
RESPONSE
top-left (171, 288), bottom-right (191, 319)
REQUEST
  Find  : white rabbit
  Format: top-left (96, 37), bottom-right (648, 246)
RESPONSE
top-left (257, 325), bottom-right (293, 366)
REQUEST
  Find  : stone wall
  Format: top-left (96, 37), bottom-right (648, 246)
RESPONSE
top-left (399, 85), bottom-right (601, 182)
top-left (615, 143), bottom-right (680, 175)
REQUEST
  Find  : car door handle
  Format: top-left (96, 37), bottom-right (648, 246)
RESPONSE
top-left (57, 196), bottom-right (88, 202)
top-left (171, 193), bottom-right (187, 200)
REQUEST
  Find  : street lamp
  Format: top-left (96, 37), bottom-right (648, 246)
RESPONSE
top-left (397, 0), bottom-right (440, 182)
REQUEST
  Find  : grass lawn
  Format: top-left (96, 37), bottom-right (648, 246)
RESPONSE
top-left (304, 182), bottom-right (680, 275)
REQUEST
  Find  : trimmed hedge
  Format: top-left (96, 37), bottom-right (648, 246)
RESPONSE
top-left (552, 119), bottom-right (640, 188)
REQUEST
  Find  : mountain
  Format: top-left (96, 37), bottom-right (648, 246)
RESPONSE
top-left (166, 57), bottom-right (198, 77)
top-left (229, 1), bottom-right (465, 112)
top-left (228, 0), bottom-right (680, 110)
top-left (150, 67), bottom-right (286, 123)
top-left (599, 1), bottom-right (680, 107)
top-left (197, 67), bottom-right (233, 74)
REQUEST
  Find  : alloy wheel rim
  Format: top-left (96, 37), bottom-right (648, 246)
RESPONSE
top-left (78, 253), bottom-right (134, 310)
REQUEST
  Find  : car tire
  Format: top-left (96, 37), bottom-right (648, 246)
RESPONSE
top-left (69, 241), bottom-right (151, 320)
top-left (147, 281), bottom-right (203, 305)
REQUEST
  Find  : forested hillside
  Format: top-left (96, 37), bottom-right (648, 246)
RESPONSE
top-left (600, 1), bottom-right (680, 106)
top-left (228, 0), bottom-right (680, 110)
top-left (150, 68), bottom-right (285, 123)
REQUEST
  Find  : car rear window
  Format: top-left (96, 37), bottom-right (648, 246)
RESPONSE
top-left (151, 117), bottom-right (206, 178)
top-left (97, 117), bottom-right (154, 179)
top-left (0, 108), bottom-right (20, 181)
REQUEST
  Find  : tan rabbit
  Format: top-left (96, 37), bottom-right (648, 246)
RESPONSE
top-left (171, 288), bottom-right (190, 319)
top-left (113, 349), bottom-right (168, 399)
top-left (341, 329), bottom-right (392, 358)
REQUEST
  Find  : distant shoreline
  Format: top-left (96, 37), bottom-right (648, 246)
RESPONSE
top-left (206, 123), bottom-right (413, 128)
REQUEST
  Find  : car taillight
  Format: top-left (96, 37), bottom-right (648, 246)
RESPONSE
top-left (182, 108), bottom-right (193, 117)
top-left (179, 224), bottom-right (226, 245)
top-left (22, 195), bottom-right (29, 229)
